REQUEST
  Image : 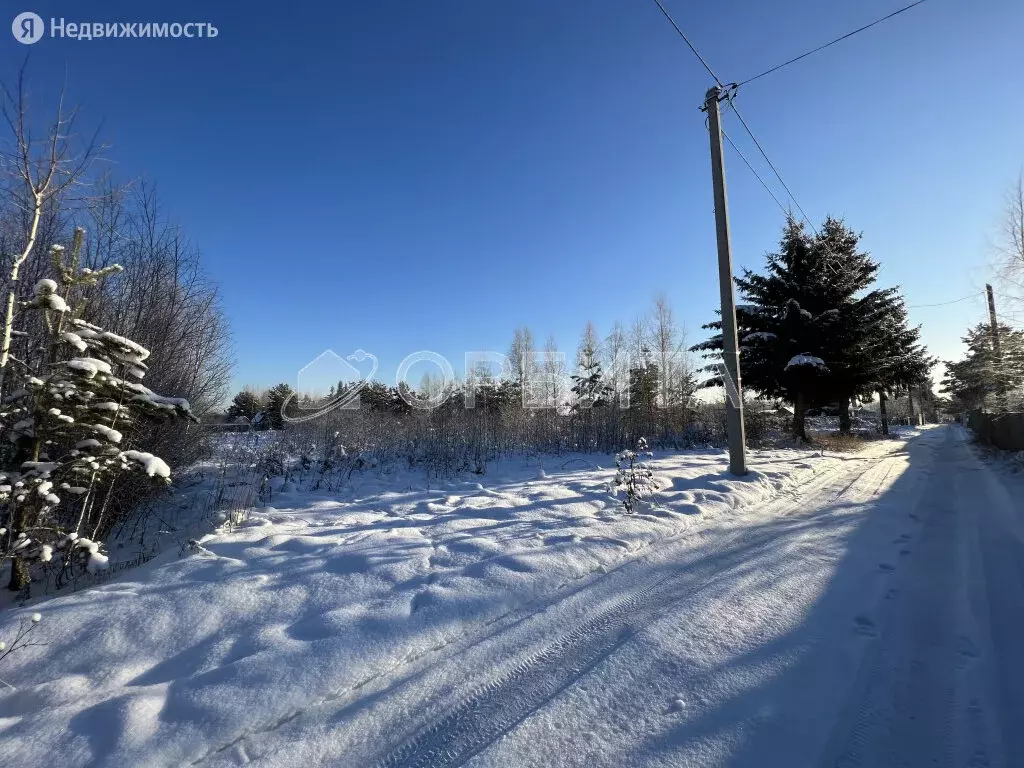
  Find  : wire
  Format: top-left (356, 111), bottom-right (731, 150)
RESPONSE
top-left (717, 91), bottom-right (847, 275)
top-left (725, 92), bottom-right (816, 235)
top-left (650, 0), bottom-right (724, 87)
top-left (721, 129), bottom-right (790, 218)
top-left (722, 91), bottom-right (850, 277)
top-left (906, 291), bottom-right (986, 309)
top-left (735, 0), bottom-right (934, 88)
top-left (995, 311), bottom-right (1024, 326)
top-left (721, 126), bottom-right (844, 277)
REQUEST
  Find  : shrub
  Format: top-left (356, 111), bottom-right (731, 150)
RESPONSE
top-left (614, 437), bottom-right (659, 513)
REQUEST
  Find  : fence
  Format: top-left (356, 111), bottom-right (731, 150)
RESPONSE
top-left (969, 411), bottom-right (1024, 451)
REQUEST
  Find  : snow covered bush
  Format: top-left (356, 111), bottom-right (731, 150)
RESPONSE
top-left (0, 229), bottom-right (196, 593)
top-left (614, 437), bottom-right (659, 513)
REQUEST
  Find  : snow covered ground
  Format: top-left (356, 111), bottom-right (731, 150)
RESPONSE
top-left (0, 425), bottom-right (1021, 767)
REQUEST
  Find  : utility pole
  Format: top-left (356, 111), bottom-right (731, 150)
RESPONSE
top-left (986, 284), bottom-right (1001, 355)
top-left (704, 86), bottom-right (747, 476)
top-left (986, 283), bottom-right (1005, 407)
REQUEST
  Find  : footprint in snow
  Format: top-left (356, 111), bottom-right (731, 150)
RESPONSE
top-left (410, 590), bottom-right (441, 614)
top-left (854, 615), bottom-right (877, 637)
top-left (957, 636), bottom-right (980, 658)
top-left (878, 562), bottom-right (895, 572)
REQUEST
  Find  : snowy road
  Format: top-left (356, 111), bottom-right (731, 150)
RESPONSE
top-left (821, 426), bottom-right (1024, 768)
top-left (211, 426), bottom-right (1024, 767)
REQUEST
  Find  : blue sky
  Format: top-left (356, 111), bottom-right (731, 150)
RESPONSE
top-left (5, 0), bottom-right (1023, 394)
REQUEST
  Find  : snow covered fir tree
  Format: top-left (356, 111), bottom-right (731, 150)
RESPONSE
top-left (694, 216), bottom-right (933, 441)
top-left (941, 322), bottom-right (1024, 412)
top-left (569, 332), bottom-right (612, 410)
top-left (0, 229), bottom-right (195, 594)
top-left (614, 437), bottom-right (658, 513)
top-left (225, 389), bottom-right (262, 423)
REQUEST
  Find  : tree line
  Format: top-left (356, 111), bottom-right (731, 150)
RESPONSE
top-left (225, 294), bottom-right (746, 469)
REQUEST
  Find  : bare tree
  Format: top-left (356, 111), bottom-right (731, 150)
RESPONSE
top-left (604, 321), bottom-right (627, 399)
top-left (651, 295), bottom-right (676, 406)
top-left (508, 327), bottom-right (536, 400)
top-left (0, 69), bottom-right (101, 396)
top-left (650, 294), bottom-right (696, 407)
top-left (628, 315), bottom-right (650, 369)
top-left (541, 334), bottom-right (566, 408)
top-left (996, 171), bottom-right (1024, 313)
top-left (83, 181), bottom-right (232, 417)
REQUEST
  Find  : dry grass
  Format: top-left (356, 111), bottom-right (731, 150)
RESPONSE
top-left (807, 430), bottom-right (889, 452)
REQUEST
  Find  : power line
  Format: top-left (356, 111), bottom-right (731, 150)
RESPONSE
top-left (724, 92), bottom-right (816, 235)
top-left (906, 291), bottom-right (986, 309)
top-left (721, 129), bottom-right (790, 218)
top-left (648, 0), bottom-right (932, 251)
top-left (651, 0), bottom-right (964, 314)
top-left (650, 0), bottom-right (724, 87)
top-left (721, 125), bottom-right (847, 278)
top-left (721, 91), bottom-right (844, 274)
top-left (735, 0), bottom-right (934, 88)
top-left (716, 89), bottom-right (846, 275)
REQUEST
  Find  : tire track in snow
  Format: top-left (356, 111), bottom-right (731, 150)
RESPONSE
top-left (374, 451), bottom-right (910, 768)
top-left (373, 561), bottom-right (728, 768)
top-left (374, 579), bottom-right (666, 768)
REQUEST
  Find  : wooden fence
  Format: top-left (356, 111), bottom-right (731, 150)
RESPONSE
top-left (969, 411), bottom-right (1024, 451)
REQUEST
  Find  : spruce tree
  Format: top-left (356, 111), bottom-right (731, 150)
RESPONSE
top-left (0, 230), bottom-right (194, 593)
top-left (570, 332), bottom-right (611, 409)
top-left (570, 359), bottom-right (611, 409)
top-left (264, 383), bottom-right (295, 430)
top-left (868, 297), bottom-right (933, 433)
top-left (226, 389), bottom-right (261, 422)
top-left (942, 323), bottom-right (1024, 411)
top-left (695, 219), bottom-right (834, 440)
top-left (809, 219), bottom-right (931, 432)
top-left (359, 381), bottom-right (410, 415)
top-left (694, 217), bottom-right (928, 441)
top-left (628, 358), bottom-right (660, 412)
top-left (673, 365), bottom-right (699, 409)
top-left (627, 347), bottom-right (659, 439)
